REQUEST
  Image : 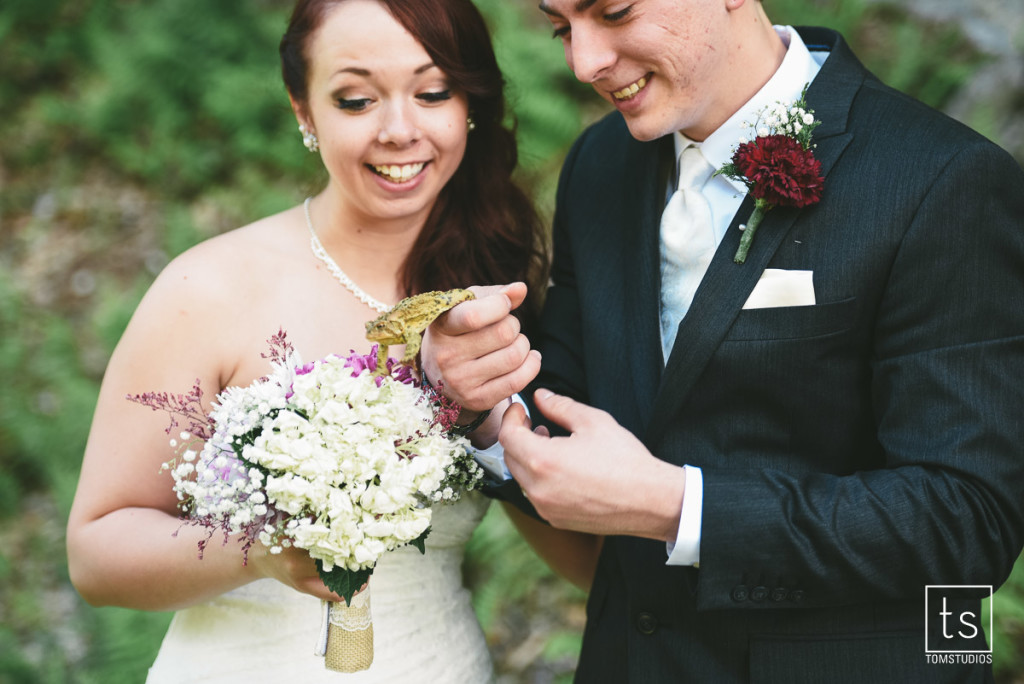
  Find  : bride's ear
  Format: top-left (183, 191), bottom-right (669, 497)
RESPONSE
top-left (289, 95), bottom-right (313, 133)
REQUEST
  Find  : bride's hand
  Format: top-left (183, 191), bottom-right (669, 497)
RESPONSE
top-left (249, 545), bottom-right (354, 602)
top-left (420, 282), bottom-right (540, 413)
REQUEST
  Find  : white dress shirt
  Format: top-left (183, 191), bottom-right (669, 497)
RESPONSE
top-left (665, 26), bottom-right (825, 566)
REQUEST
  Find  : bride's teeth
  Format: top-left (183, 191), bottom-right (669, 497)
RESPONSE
top-left (373, 163), bottom-right (425, 182)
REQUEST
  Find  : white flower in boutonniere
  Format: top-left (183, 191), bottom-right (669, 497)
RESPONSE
top-left (716, 85), bottom-right (825, 264)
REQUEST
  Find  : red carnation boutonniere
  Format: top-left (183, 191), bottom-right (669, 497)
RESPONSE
top-left (716, 85), bottom-right (824, 264)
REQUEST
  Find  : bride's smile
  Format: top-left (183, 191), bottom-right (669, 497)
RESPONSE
top-left (367, 160), bottom-right (429, 185)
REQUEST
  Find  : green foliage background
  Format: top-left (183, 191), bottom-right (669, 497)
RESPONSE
top-left (1, 0), bottom-right (1021, 682)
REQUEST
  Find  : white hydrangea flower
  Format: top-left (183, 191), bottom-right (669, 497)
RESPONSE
top-left (163, 348), bottom-right (479, 576)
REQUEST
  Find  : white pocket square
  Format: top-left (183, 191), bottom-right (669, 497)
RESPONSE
top-left (742, 269), bottom-right (816, 309)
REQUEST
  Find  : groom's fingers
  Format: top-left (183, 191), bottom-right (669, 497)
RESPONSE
top-left (499, 400), bottom-right (531, 434)
top-left (498, 401), bottom-right (539, 464)
top-left (531, 388), bottom-right (602, 434)
top-left (501, 388), bottom-right (597, 457)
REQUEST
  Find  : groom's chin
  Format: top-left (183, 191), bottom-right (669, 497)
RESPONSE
top-left (618, 111), bottom-right (679, 143)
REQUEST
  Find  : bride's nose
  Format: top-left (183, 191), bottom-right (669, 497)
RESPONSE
top-left (377, 102), bottom-right (421, 146)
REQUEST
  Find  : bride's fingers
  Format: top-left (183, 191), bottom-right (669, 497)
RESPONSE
top-left (473, 349), bottom-right (542, 410)
top-left (429, 316), bottom-right (530, 403)
top-left (446, 344), bottom-right (539, 411)
top-left (435, 287), bottom-right (518, 337)
top-left (447, 309), bottom-right (523, 361)
top-left (423, 309), bottom-right (523, 393)
top-left (309, 580), bottom-right (370, 605)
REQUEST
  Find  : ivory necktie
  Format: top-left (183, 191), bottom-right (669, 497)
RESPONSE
top-left (659, 145), bottom-right (716, 361)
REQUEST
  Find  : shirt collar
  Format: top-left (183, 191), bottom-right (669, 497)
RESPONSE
top-left (674, 26), bottom-right (825, 195)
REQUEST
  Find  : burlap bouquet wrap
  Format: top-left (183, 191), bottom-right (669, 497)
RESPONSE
top-left (318, 587), bottom-right (373, 672)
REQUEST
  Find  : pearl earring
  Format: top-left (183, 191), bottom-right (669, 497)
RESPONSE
top-left (467, 116), bottom-right (476, 132)
top-left (299, 123), bottom-right (319, 152)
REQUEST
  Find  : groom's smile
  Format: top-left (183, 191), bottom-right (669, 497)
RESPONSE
top-left (610, 73), bottom-right (651, 101)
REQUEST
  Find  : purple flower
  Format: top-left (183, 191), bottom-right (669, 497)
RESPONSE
top-left (391, 362), bottom-right (415, 386)
top-left (343, 347), bottom-right (378, 376)
top-left (340, 346), bottom-right (416, 386)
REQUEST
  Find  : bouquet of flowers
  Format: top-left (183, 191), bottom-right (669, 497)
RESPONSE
top-left (130, 330), bottom-right (484, 672)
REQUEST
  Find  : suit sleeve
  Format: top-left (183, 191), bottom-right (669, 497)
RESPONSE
top-left (696, 140), bottom-right (1024, 610)
top-left (480, 131), bottom-right (594, 512)
top-left (530, 130), bottom-right (594, 419)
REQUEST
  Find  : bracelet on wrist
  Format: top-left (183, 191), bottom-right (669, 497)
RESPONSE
top-left (449, 408), bottom-right (491, 437)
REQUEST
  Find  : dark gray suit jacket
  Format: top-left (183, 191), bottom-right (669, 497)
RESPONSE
top-left (527, 27), bottom-right (1024, 683)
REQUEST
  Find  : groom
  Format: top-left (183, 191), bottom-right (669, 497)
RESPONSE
top-left (424, 0), bottom-right (1024, 681)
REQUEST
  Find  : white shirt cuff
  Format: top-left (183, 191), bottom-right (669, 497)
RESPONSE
top-left (470, 440), bottom-right (511, 481)
top-left (466, 395), bottom-right (529, 482)
top-left (666, 465), bottom-right (703, 567)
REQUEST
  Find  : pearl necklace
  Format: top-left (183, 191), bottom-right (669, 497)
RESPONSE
top-left (304, 197), bottom-right (392, 314)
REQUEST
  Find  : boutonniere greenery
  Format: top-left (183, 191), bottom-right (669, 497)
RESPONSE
top-left (716, 85), bottom-right (824, 264)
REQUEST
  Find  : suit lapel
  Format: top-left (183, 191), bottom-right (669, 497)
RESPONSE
top-left (644, 28), bottom-right (861, 449)
top-left (621, 135), bottom-right (675, 434)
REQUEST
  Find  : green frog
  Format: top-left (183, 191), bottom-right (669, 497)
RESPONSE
top-left (365, 288), bottom-right (476, 374)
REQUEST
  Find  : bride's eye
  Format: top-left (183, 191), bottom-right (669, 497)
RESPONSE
top-left (417, 90), bottom-right (452, 104)
top-left (337, 97), bottom-right (372, 111)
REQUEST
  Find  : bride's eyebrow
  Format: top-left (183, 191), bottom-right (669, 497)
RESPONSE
top-left (331, 62), bottom-right (437, 78)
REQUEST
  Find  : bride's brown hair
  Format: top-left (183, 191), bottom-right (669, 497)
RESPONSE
top-left (280, 0), bottom-right (548, 326)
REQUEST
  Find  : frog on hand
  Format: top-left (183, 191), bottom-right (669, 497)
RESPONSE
top-left (364, 288), bottom-right (476, 374)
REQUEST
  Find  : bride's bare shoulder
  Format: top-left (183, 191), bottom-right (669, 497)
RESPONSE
top-left (133, 205), bottom-right (306, 322)
top-left (156, 205), bottom-right (304, 286)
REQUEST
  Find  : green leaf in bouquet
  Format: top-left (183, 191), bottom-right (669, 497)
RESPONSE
top-left (316, 561), bottom-right (374, 605)
top-left (410, 527), bottom-right (431, 555)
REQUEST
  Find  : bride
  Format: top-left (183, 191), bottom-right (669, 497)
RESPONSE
top-left (65, 0), bottom-right (589, 680)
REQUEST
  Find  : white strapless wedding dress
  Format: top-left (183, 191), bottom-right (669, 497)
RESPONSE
top-left (147, 492), bottom-right (493, 683)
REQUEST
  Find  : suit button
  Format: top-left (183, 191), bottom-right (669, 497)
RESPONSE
top-left (636, 612), bottom-right (657, 635)
top-left (731, 585), bottom-right (749, 602)
top-left (750, 586), bottom-right (768, 603)
top-left (770, 587), bottom-right (788, 602)
top-left (789, 590), bottom-right (805, 604)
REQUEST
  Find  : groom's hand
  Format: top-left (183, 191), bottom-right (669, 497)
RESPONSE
top-left (421, 282), bottom-right (540, 414)
top-left (500, 389), bottom-right (686, 542)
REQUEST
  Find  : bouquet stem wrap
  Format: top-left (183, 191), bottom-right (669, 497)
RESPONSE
top-left (318, 588), bottom-right (373, 672)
